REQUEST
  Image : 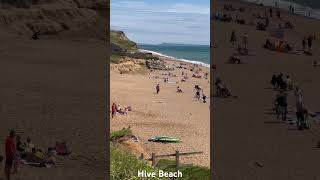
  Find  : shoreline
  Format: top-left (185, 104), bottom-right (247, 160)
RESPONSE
top-left (241, 0), bottom-right (320, 20)
top-left (139, 49), bottom-right (210, 68)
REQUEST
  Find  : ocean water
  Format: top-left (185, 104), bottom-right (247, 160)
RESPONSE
top-left (138, 44), bottom-right (210, 67)
top-left (245, 0), bottom-right (320, 19)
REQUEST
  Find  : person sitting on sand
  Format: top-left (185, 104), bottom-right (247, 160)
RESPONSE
top-left (25, 137), bottom-right (34, 153)
top-left (13, 135), bottom-right (24, 174)
top-left (215, 78), bottom-right (231, 97)
top-left (202, 94), bottom-right (207, 103)
top-left (176, 86), bottom-right (183, 93)
top-left (264, 38), bottom-right (273, 49)
top-left (32, 31), bottom-right (40, 40)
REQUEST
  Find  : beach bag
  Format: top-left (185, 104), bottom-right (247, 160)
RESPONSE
top-left (55, 142), bottom-right (71, 155)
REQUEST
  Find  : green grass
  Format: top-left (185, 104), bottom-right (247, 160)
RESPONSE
top-left (110, 143), bottom-right (165, 180)
top-left (156, 159), bottom-right (210, 180)
top-left (111, 54), bottom-right (124, 64)
top-left (110, 127), bottom-right (132, 141)
top-left (111, 31), bottom-right (138, 53)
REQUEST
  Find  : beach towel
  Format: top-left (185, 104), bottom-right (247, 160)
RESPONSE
top-left (55, 142), bottom-right (71, 155)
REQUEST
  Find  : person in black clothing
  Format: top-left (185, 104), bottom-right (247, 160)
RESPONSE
top-left (265, 38), bottom-right (272, 49)
top-left (307, 35), bottom-right (313, 51)
top-left (32, 31), bottom-right (40, 40)
top-left (202, 94), bottom-right (207, 103)
top-left (265, 16), bottom-right (269, 27)
top-left (156, 84), bottom-right (160, 94)
top-left (296, 108), bottom-right (309, 130)
top-left (276, 73), bottom-right (283, 89)
top-left (276, 91), bottom-right (288, 121)
top-left (269, 8), bottom-right (273, 17)
top-left (230, 30), bottom-right (237, 45)
top-left (302, 37), bottom-right (306, 50)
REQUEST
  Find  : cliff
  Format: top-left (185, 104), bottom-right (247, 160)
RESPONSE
top-left (0, 0), bottom-right (107, 38)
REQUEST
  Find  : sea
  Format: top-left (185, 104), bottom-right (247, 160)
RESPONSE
top-left (138, 44), bottom-right (210, 68)
top-left (245, 0), bottom-right (320, 19)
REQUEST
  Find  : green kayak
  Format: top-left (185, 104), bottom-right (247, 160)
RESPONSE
top-left (148, 136), bottom-right (182, 143)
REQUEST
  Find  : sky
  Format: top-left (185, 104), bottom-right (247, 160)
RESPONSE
top-left (110, 0), bottom-right (210, 45)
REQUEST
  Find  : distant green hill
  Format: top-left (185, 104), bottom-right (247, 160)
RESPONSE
top-left (110, 30), bottom-right (138, 53)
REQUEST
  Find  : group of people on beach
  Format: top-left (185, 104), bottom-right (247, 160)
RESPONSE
top-left (194, 85), bottom-right (207, 103)
top-left (271, 74), bottom-right (309, 130)
top-left (111, 102), bottom-right (131, 118)
top-left (2, 130), bottom-right (57, 180)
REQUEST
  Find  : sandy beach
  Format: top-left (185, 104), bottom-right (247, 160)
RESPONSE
top-left (212, 0), bottom-right (320, 179)
top-left (110, 56), bottom-right (210, 167)
top-left (0, 30), bottom-right (106, 179)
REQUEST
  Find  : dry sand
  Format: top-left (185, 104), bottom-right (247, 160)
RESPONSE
top-left (212, 0), bottom-right (320, 179)
top-left (111, 58), bottom-right (210, 167)
top-left (0, 30), bottom-right (106, 180)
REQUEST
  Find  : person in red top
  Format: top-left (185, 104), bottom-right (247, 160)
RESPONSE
top-left (5, 130), bottom-right (16, 180)
top-left (111, 103), bottom-right (116, 118)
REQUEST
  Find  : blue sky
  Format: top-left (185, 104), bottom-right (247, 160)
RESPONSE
top-left (111, 0), bottom-right (210, 45)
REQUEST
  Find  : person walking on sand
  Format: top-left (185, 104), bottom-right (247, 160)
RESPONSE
top-left (5, 130), bottom-right (16, 180)
top-left (156, 84), bottom-right (160, 94)
top-left (230, 30), bottom-right (237, 46)
top-left (111, 103), bottom-right (116, 118)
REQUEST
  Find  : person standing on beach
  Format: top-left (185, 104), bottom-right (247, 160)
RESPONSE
top-left (111, 103), bottom-right (116, 118)
top-left (230, 30), bottom-right (237, 46)
top-left (307, 35), bottom-right (313, 51)
top-left (242, 33), bottom-right (248, 49)
top-left (292, 6), bottom-right (294, 14)
top-left (269, 8), bottom-right (273, 17)
top-left (156, 84), bottom-right (160, 94)
top-left (5, 130), bottom-right (16, 180)
top-left (265, 16), bottom-right (269, 27)
top-left (302, 37), bottom-right (306, 50)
